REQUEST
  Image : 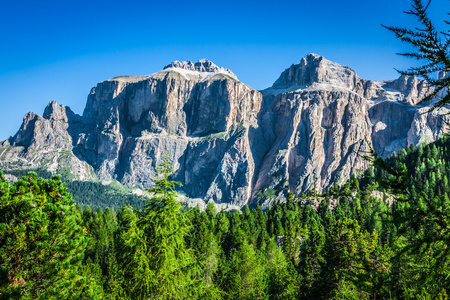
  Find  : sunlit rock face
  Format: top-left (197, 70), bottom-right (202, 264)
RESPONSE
top-left (1, 55), bottom-right (448, 207)
top-left (253, 53), bottom-right (448, 204)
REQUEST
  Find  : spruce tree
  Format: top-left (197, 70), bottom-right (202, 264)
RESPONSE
top-left (265, 239), bottom-right (298, 299)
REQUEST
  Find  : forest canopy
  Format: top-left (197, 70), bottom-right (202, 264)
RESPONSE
top-left (1, 0), bottom-right (450, 299)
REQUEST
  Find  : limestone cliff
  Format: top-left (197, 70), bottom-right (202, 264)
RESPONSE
top-left (0, 101), bottom-right (95, 181)
top-left (0, 56), bottom-right (447, 207)
top-left (255, 54), bottom-right (448, 204)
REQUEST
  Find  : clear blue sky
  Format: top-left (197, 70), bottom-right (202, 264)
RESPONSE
top-left (0, 0), bottom-right (447, 140)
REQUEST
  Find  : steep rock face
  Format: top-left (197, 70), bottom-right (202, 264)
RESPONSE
top-left (24, 60), bottom-right (260, 205)
top-left (181, 126), bottom-right (254, 205)
top-left (382, 75), bottom-right (430, 105)
top-left (255, 84), bottom-right (372, 199)
top-left (12, 101), bottom-right (74, 149)
top-left (407, 107), bottom-right (449, 145)
top-left (0, 101), bottom-right (95, 181)
top-left (254, 54), bottom-right (449, 202)
top-left (1, 55), bottom-right (448, 207)
top-left (77, 60), bottom-right (260, 198)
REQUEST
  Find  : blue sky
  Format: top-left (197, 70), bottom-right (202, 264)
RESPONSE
top-left (0, 0), bottom-right (447, 140)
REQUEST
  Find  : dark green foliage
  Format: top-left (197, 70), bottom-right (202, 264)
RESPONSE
top-left (4, 131), bottom-right (450, 299)
top-left (265, 239), bottom-right (298, 299)
top-left (318, 219), bottom-right (387, 299)
top-left (360, 0), bottom-right (450, 278)
top-left (362, 136), bottom-right (450, 298)
top-left (66, 181), bottom-right (145, 211)
top-left (383, 0), bottom-right (450, 110)
top-left (3, 168), bottom-right (145, 211)
top-left (220, 240), bottom-right (267, 299)
top-left (4, 44), bottom-right (450, 299)
top-left (4, 3), bottom-right (450, 297)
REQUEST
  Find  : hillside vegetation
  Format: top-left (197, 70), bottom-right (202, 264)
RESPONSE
top-left (1, 133), bottom-right (450, 299)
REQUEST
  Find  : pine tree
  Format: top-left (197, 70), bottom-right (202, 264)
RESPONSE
top-left (118, 161), bottom-right (199, 299)
top-left (364, 140), bottom-right (450, 296)
top-left (383, 0), bottom-right (450, 110)
top-left (214, 210), bottom-right (229, 245)
top-left (318, 219), bottom-right (386, 299)
top-left (0, 172), bottom-right (103, 299)
top-left (282, 218), bottom-right (300, 264)
top-left (188, 210), bottom-right (221, 294)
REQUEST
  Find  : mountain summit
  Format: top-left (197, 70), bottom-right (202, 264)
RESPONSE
top-left (270, 53), bottom-right (360, 90)
top-left (163, 59), bottom-right (238, 80)
top-left (0, 54), bottom-right (448, 208)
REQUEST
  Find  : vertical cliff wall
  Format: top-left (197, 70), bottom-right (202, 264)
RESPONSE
top-left (1, 55), bottom-right (448, 207)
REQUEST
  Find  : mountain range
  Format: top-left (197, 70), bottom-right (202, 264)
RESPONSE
top-left (1, 53), bottom-right (448, 208)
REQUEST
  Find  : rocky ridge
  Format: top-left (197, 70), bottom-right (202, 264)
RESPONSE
top-left (0, 56), bottom-right (448, 208)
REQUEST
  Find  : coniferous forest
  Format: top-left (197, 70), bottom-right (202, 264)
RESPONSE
top-left (1, 135), bottom-right (450, 299)
top-left (2, 0), bottom-right (450, 298)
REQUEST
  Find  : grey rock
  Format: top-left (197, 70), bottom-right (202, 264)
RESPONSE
top-left (0, 101), bottom-right (95, 181)
top-left (163, 59), bottom-right (237, 79)
top-left (271, 53), bottom-right (362, 91)
top-left (1, 55), bottom-right (448, 207)
top-left (253, 54), bottom-right (447, 204)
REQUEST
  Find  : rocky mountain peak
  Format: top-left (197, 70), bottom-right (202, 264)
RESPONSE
top-left (1, 56), bottom-right (448, 209)
top-left (163, 60), bottom-right (195, 71)
top-left (43, 100), bottom-right (68, 122)
top-left (163, 59), bottom-right (237, 80)
top-left (43, 100), bottom-right (80, 123)
top-left (270, 53), bottom-right (360, 91)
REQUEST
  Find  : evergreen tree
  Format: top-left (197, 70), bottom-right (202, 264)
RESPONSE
top-left (383, 0), bottom-right (450, 110)
top-left (265, 239), bottom-right (298, 299)
top-left (118, 161), bottom-right (200, 299)
top-left (222, 240), bottom-right (267, 299)
top-left (187, 210), bottom-right (221, 295)
top-left (282, 218), bottom-right (300, 264)
top-left (363, 139), bottom-right (450, 297)
top-left (0, 172), bottom-right (102, 299)
top-left (318, 219), bottom-right (384, 299)
top-left (298, 219), bottom-right (325, 300)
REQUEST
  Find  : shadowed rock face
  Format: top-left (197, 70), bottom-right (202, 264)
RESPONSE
top-left (1, 56), bottom-right (448, 207)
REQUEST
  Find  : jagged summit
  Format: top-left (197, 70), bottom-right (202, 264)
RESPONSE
top-left (1, 55), bottom-right (447, 209)
top-left (164, 59), bottom-right (221, 72)
top-left (43, 100), bottom-right (80, 123)
top-left (163, 59), bottom-right (238, 80)
top-left (265, 54), bottom-right (430, 106)
top-left (268, 53), bottom-right (360, 92)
